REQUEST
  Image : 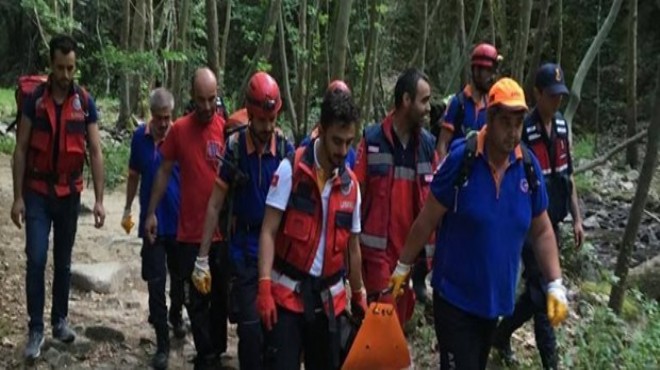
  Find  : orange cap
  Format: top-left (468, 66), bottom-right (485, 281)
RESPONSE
top-left (487, 78), bottom-right (528, 111)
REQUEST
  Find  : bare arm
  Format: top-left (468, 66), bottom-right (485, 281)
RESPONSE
top-left (569, 175), bottom-right (581, 223)
top-left (435, 127), bottom-right (453, 161)
top-left (399, 194), bottom-right (447, 265)
top-left (147, 160), bottom-right (175, 215)
top-left (12, 115), bottom-right (32, 201)
top-left (529, 211), bottom-right (562, 282)
top-left (199, 183), bottom-right (227, 257)
top-left (86, 124), bottom-right (105, 203)
top-left (347, 233), bottom-right (364, 291)
top-left (258, 206), bottom-right (285, 279)
top-left (124, 171), bottom-right (140, 211)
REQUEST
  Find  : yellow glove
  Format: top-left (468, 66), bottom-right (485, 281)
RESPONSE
top-left (388, 261), bottom-right (412, 300)
top-left (192, 256), bottom-right (212, 295)
top-left (547, 279), bottom-right (568, 327)
top-left (121, 209), bottom-right (134, 234)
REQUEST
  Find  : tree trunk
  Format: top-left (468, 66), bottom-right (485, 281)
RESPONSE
top-left (556, 0), bottom-right (563, 64)
top-left (116, 0), bottom-right (132, 129)
top-left (357, 0), bottom-right (379, 137)
top-left (457, 0), bottom-right (468, 84)
top-left (129, 0), bottom-right (147, 118)
top-left (219, 0), bottom-right (232, 90)
top-left (294, 0), bottom-right (308, 141)
top-left (304, 0), bottom-right (321, 138)
top-left (409, 0), bottom-right (442, 67)
top-left (420, 0), bottom-right (429, 71)
top-left (609, 67), bottom-right (660, 315)
top-left (514, 0), bottom-right (533, 82)
top-left (524, 0), bottom-right (552, 104)
top-left (563, 0), bottom-right (624, 138)
top-left (488, 0), bottom-right (496, 45)
top-left (205, 0), bottom-right (220, 77)
top-left (68, 0), bottom-right (74, 32)
top-left (330, 0), bottom-right (354, 80)
top-left (444, 0), bottom-right (485, 95)
top-left (147, 0), bottom-right (154, 50)
top-left (625, 0), bottom-right (639, 168)
top-left (237, 0), bottom-right (282, 101)
top-left (277, 2), bottom-right (298, 135)
top-left (172, 0), bottom-right (193, 115)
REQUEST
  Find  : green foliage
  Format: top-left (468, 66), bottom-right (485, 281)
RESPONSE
top-left (101, 141), bottom-right (130, 190)
top-left (573, 134), bottom-right (596, 160)
top-left (0, 136), bottom-right (15, 155)
top-left (0, 87), bottom-right (16, 119)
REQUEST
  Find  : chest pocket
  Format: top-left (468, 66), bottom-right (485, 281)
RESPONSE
top-left (64, 120), bottom-right (86, 155)
top-left (283, 182), bottom-right (316, 243)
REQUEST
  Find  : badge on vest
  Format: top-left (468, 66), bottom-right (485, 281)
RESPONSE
top-left (72, 95), bottom-right (82, 111)
top-left (368, 145), bottom-right (379, 153)
top-left (341, 181), bottom-right (354, 196)
top-left (520, 178), bottom-right (529, 194)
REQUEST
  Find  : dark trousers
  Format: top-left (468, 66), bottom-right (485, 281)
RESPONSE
top-left (433, 293), bottom-right (498, 370)
top-left (177, 242), bottom-right (230, 357)
top-left (24, 190), bottom-right (80, 333)
top-left (492, 239), bottom-right (558, 369)
top-left (264, 306), bottom-right (335, 370)
top-left (141, 236), bottom-right (184, 332)
top-left (230, 255), bottom-right (263, 370)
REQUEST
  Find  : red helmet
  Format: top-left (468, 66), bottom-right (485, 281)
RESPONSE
top-left (471, 43), bottom-right (499, 68)
top-left (327, 80), bottom-right (351, 94)
top-left (246, 72), bottom-right (282, 119)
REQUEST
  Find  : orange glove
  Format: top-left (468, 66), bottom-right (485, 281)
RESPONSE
top-left (389, 261), bottom-right (412, 300)
top-left (547, 279), bottom-right (568, 327)
top-left (351, 288), bottom-right (368, 320)
top-left (257, 278), bottom-right (278, 331)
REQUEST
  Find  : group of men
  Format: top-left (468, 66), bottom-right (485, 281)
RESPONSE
top-left (11, 33), bottom-right (582, 370)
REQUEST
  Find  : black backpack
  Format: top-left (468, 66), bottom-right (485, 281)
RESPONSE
top-left (452, 133), bottom-right (540, 211)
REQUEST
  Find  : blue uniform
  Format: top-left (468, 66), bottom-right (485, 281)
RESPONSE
top-left (128, 124), bottom-right (180, 238)
top-left (442, 85), bottom-right (488, 143)
top-left (429, 127), bottom-right (549, 319)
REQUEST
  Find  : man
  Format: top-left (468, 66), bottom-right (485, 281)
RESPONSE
top-left (492, 64), bottom-right (585, 370)
top-left (145, 68), bottom-right (229, 368)
top-left (435, 43), bottom-right (500, 160)
top-left (10, 34), bottom-right (106, 361)
top-left (299, 80), bottom-right (356, 169)
top-left (390, 78), bottom-right (569, 370)
top-left (192, 72), bottom-right (294, 370)
top-left (122, 88), bottom-right (185, 369)
top-left (354, 68), bottom-right (439, 320)
top-left (257, 88), bottom-right (367, 370)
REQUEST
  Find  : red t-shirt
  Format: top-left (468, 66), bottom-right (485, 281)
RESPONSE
top-left (159, 113), bottom-right (225, 243)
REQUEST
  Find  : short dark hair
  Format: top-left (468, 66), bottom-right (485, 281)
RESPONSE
top-left (49, 34), bottom-right (77, 60)
top-left (394, 68), bottom-right (429, 109)
top-left (320, 90), bottom-right (360, 130)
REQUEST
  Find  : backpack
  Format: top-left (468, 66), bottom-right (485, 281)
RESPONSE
top-left (452, 91), bottom-right (467, 138)
top-left (8, 75), bottom-right (49, 132)
top-left (218, 127), bottom-right (289, 241)
top-left (452, 132), bottom-right (540, 212)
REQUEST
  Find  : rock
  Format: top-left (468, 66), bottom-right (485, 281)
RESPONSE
top-left (620, 181), bottom-right (635, 192)
top-left (121, 355), bottom-right (140, 366)
top-left (1, 337), bottom-right (15, 348)
top-left (85, 325), bottom-right (126, 343)
top-left (583, 216), bottom-right (600, 230)
top-left (43, 347), bottom-right (61, 367)
top-left (45, 336), bottom-right (93, 359)
top-left (71, 262), bottom-right (128, 294)
top-left (57, 352), bottom-right (75, 367)
top-left (626, 169), bottom-right (640, 182)
top-left (124, 301), bottom-right (141, 310)
top-left (630, 254), bottom-right (660, 300)
top-left (105, 297), bottom-right (122, 308)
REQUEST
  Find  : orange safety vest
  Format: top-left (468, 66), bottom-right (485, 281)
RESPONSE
top-left (26, 84), bottom-right (89, 197)
top-left (271, 144), bottom-right (358, 316)
top-left (360, 114), bottom-right (436, 257)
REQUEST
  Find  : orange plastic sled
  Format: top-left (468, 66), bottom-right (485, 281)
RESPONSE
top-left (342, 302), bottom-right (411, 370)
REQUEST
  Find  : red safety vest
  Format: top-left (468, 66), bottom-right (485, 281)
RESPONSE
top-left (271, 143), bottom-right (358, 316)
top-left (360, 114), bottom-right (437, 257)
top-left (524, 111), bottom-right (571, 176)
top-left (26, 84), bottom-right (89, 197)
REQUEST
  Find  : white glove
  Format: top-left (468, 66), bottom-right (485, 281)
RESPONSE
top-left (546, 279), bottom-right (568, 327)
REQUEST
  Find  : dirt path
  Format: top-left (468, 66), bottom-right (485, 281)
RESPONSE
top-left (0, 154), bottom-right (238, 369)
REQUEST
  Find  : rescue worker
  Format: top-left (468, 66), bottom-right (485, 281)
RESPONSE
top-left (257, 88), bottom-right (367, 370)
top-left (435, 43), bottom-right (500, 160)
top-left (354, 68), bottom-right (439, 321)
top-left (122, 88), bottom-right (185, 369)
top-left (299, 80), bottom-right (356, 169)
top-left (11, 34), bottom-right (106, 361)
top-left (492, 64), bottom-right (585, 370)
top-left (390, 78), bottom-right (569, 370)
top-left (145, 68), bottom-right (229, 369)
top-left (192, 71), bottom-right (294, 370)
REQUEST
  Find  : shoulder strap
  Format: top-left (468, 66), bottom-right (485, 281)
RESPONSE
top-left (73, 85), bottom-right (90, 116)
top-left (454, 132), bottom-right (478, 189)
top-left (276, 131), bottom-right (287, 160)
top-left (520, 143), bottom-right (540, 194)
top-left (454, 91), bottom-right (466, 136)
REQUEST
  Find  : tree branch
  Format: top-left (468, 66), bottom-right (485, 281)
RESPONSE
top-left (574, 129), bottom-right (648, 174)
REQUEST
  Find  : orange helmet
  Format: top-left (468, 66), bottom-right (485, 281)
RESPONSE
top-left (471, 43), bottom-right (499, 68)
top-left (246, 72), bottom-right (282, 119)
top-left (327, 80), bottom-right (351, 94)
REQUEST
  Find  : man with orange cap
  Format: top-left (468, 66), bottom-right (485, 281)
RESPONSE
top-left (390, 78), bottom-right (568, 369)
top-left (192, 71), bottom-right (294, 370)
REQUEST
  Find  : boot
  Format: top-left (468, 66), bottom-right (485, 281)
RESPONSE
top-left (152, 326), bottom-right (170, 369)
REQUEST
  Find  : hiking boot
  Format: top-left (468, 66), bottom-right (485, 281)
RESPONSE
top-left (53, 320), bottom-right (76, 343)
top-left (152, 326), bottom-right (170, 369)
top-left (24, 330), bottom-right (44, 361)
